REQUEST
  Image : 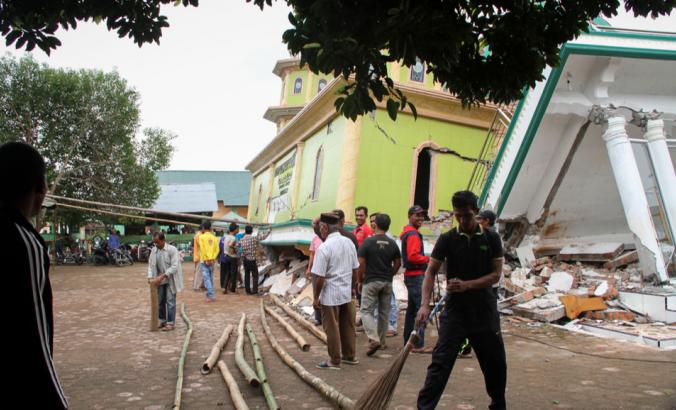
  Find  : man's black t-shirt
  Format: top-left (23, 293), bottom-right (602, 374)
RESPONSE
top-left (431, 225), bottom-right (503, 309)
top-left (358, 234), bottom-right (402, 284)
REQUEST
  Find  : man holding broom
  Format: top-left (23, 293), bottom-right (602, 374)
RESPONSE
top-left (415, 191), bottom-right (506, 410)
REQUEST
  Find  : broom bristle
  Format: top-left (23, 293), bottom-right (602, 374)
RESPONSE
top-left (353, 332), bottom-right (420, 410)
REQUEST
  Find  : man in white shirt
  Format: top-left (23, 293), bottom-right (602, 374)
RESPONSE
top-left (312, 213), bottom-right (360, 370)
top-left (148, 232), bottom-right (184, 331)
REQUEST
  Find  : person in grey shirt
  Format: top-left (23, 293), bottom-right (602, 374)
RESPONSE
top-left (148, 232), bottom-right (184, 331)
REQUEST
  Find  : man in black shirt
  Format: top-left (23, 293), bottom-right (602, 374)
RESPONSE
top-left (0, 142), bottom-right (68, 409)
top-left (415, 191), bottom-right (506, 410)
top-left (357, 213), bottom-right (401, 356)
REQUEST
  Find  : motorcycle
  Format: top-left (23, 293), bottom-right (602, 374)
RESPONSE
top-left (55, 246), bottom-right (85, 265)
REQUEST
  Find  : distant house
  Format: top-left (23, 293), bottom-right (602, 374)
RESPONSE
top-left (156, 171), bottom-right (252, 219)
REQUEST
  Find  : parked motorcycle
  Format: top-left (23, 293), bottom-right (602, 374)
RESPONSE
top-left (55, 246), bottom-right (85, 265)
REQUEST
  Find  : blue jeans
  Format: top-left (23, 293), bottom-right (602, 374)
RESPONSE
top-left (201, 262), bottom-right (215, 299)
top-left (158, 283), bottom-right (176, 325)
top-left (389, 292), bottom-right (398, 331)
top-left (373, 291), bottom-right (398, 332)
top-left (404, 274), bottom-right (425, 348)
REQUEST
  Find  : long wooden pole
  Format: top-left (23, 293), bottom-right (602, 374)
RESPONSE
top-left (217, 360), bottom-right (250, 410)
top-left (201, 324), bottom-right (234, 374)
top-left (53, 202), bottom-right (200, 227)
top-left (173, 303), bottom-right (193, 410)
top-left (47, 194), bottom-right (270, 226)
top-left (260, 299), bottom-right (355, 409)
top-left (149, 283), bottom-right (159, 331)
top-left (270, 294), bottom-right (327, 344)
top-left (235, 313), bottom-right (261, 387)
top-left (245, 322), bottom-right (279, 410)
top-left (264, 304), bottom-right (310, 351)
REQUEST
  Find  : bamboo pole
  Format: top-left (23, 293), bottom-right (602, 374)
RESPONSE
top-left (270, 294), bottom-right (327, 344)
top-left (264, 304), bottom-right (310, 351)
top-left (201, 324), bottom-right (234, 374)
top-left (260, 299), bottom-right (355, 409)
top-left (217, 360), bottom-right (250, 410)
top-left (235, 313), bottom-right (261, 387)
top-left (173, 303), bottom-right (193, 410)
top-left (53, 202), bottom-right (200, 227)
top-left (47, 194), bottom-right (270, 226)
top-left (245, 322), bottom-right (280, 410)
top-left (149, 282), bottom-right (159, 331)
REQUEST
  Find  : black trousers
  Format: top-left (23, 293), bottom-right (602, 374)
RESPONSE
top-left (243, 259), bottom-right (258, 294)
top-left (220, 256), bottom-right (239, 292)
top-left (417, 306), bottom-right (507, 410)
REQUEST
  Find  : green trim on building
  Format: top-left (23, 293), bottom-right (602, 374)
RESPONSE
top-left (586, 29), bottom-right (676, 43)
top-left (478, 87), bottom-right (530, 206)
top-left (494, 42), bottom-right (676, 215)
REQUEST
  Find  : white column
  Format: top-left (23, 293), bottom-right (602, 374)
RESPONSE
top-left (644, 118), bottom-right (676, 243)
top-left (603, 116), bottom-right (668, 282)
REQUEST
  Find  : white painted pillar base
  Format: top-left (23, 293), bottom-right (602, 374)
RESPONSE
top-left (645, 119), bottom-right (676, 245)
top-left (603, 116), bottom-right (668, 282)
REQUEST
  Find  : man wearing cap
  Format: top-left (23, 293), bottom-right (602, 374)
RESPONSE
top-left (332, 208), bottom-right (359, 251)
top-left (312, 213), bottom-right (360, 370)
top-left (220, 222), bottom-right (240, 294)
top-left (400, 205), bottom-right (432, 353)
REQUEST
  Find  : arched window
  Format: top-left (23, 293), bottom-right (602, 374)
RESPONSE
top-left (317, 79), bottom-right (327, 93)
top-left (255, 184), bottom-right (263, 216)
top-left (293, 77), bottom-right (303, 94)
top-left (311, 147), bottom-right (324, 200)
top-left (410, 57), bottom-right (425, 82)
top-left (413, 147), bottom-right (432, 211)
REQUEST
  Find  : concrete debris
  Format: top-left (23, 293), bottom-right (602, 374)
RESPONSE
top-left (559, 242), bottom-right (624, 263)
top-left (270, 272), bottom-right (294, 296)
top-left (547, 272), bottom-right (575, 293)
top-left (603, 250), bottom-right (639, 270)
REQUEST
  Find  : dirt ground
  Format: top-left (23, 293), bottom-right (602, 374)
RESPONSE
top-left (51, 262), bottom-right (676, 410)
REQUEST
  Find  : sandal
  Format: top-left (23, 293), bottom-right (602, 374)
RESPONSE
top-left (341, 357), bottom-right (360, 365)
top-left (411, 346), bottom-right (434, 354)
top-left (316, 360), bottom-right (340, 370)
top-left (162, 324), bottom-right (175, 331)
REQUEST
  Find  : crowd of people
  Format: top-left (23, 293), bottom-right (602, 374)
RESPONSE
top-left (5, 138), bottom-right (506, 409)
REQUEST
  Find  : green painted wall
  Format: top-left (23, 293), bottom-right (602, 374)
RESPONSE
top-left (250, 168), bottom-right (272, 222)
top-left (354, 109), bottom-right (488, 234)
top-left (286, 116), bottom-right (347, 222)
top-left (269, 149), bottom-right (296, 222)
top-left (285, 70), bottom-right (309, 106)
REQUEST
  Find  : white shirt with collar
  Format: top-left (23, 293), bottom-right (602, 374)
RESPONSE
top-left (147, 243), bottom-right (184, 294)
top-left (311, 232), bottom-right (359, 306)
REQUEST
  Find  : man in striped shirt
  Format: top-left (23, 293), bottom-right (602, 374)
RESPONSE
top-left (312, 212), bottom-right (360, 370)
top-left (1, 142), bottom-right (68, 408)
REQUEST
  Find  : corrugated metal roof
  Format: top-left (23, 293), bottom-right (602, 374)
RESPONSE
top-left (153, 183), bottom-right (218, 213)
top-left (157, 170), bottom-right (251, 206)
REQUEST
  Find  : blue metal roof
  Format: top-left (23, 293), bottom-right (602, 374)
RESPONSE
top-left (157, 170), bottom-right (251, 206)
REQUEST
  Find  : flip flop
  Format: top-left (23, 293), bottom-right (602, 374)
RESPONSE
top-left (162, 324), bottom-right (175, 331)
top-left (316, 360), bottom-right (340, 370)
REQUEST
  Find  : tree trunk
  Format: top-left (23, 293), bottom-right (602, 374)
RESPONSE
top-left (264, 304), bottom-right (310, 351)
top-left (235, 313), bottom-right (261, 387)
top-left (245, 322), bottom-right (279, 410)
top-left (174, 303), bottom-right (193, 410)
top-left (217, 360), bottom-right (250, 410)
top-left (270, 294), bottom-right (327, 344)
top-left (260, 299), bottom-right (355, 409)
top-left (201, 325), bottom-right (234, 374)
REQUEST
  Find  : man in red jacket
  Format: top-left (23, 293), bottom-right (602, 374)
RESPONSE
top-left (400, 205), bottom-right (432, 353)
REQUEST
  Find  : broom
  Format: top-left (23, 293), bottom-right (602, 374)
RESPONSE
top-left (353, 294), bottom-right (448, 410)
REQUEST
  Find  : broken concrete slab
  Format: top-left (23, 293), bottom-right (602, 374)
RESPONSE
top-left (571, 319), bottom-right (676, 349)
top-left (619, 288), bottom-right (676, 324)
top-left (547, 271), bottom-right (574, 293)
top-left (603, 250), bottom-right (639, 270)
top-left (498, 288), bottom-right (547, 309)
top-left (291, 284), bottom-right (314, 307)
top-left (270, 272), bottom-right (294, 296)
top-left (559, 295), bottom-right (607, 319)
top-left (512, 303), bottom-right (565, 322)
top-left (286, 277), bottom-right (308, 297)
top-left (261, 271), bottom-right (283, 289)
top-left (516, 245), bottom-right (536, 267)
top-left (559, 242), bottom-right (624, 262)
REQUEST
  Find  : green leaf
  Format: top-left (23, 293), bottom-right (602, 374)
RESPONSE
top-left (408, 102), bottom-right (418, 119)
top-left (303, 42), bottom-right (321, 49)
top-left (386, 99), bottom-right (399, 121)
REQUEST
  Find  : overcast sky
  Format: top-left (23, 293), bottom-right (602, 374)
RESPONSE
top-left (1, 3), bottom-right (674, 172)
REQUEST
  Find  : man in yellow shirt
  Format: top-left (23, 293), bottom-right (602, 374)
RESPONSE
top-left (191, 226), bottom-right (203, 291)
top-left (197, 221), bottom-right (220, 302)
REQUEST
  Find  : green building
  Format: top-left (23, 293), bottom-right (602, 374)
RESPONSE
top-left (246, 57), bottom-right (503, 247)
